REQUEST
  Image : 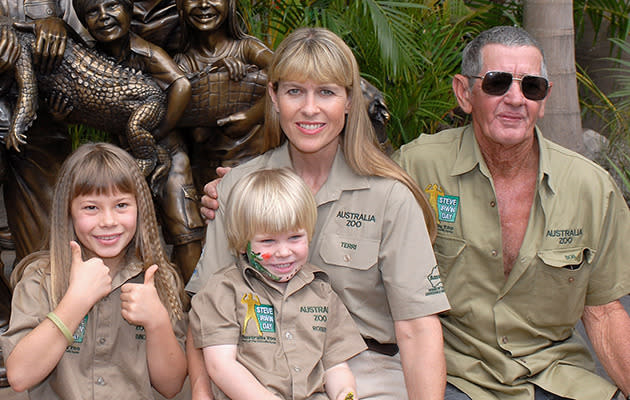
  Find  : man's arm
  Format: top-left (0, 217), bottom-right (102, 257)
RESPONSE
top-left (395, 314), bottom-right (446, 400)
top-left (582, 299), bottom-right (630, 396)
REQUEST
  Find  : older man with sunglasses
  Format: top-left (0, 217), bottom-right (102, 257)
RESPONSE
top-left (394, 26), bottom-right (630, 400)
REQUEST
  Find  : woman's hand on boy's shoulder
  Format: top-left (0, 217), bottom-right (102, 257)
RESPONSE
top-left (200, 166), bottom-right (231, 222)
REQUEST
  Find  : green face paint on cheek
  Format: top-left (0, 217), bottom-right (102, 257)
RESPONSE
top-left (246, 242), bottom-right (281, 281)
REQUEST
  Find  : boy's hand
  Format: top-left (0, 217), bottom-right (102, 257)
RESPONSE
top-left (67, 241), bottom-right (112, 307)
top-left (14, 17), bottom-right (67, 74)
top-left (120, 265), bottom-right (169, 329)
top-left (0, 26), bottom-right (20, 74)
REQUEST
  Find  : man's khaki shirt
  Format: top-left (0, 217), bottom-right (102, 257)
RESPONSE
top-left (1, 256), bottom-right (187, 400)
top-left (190, 260), bottom-right (366, 399)
top-left (187, 143), bottom-right (450, 344)
top-left (394, 125), bottom-right (630, 399)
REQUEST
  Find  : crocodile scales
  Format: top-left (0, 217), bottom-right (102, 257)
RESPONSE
top-left (5, 20), bottom-right (267, 177)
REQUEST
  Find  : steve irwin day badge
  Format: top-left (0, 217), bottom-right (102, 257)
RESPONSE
top-left (425, 184), bottom-right (459, 223)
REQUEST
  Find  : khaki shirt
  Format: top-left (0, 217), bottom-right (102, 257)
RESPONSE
top-left (394, 125), bottom-right (630, 400)
top-left (190, 260), bottom-right (366, 399)
top-left (1, 256), bottom-right (187, 400)
top-left (187, 143), bottom-right (450, 343)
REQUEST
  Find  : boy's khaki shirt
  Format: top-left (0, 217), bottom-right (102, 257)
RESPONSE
top-left (190, 261), bottom-right (366, 399)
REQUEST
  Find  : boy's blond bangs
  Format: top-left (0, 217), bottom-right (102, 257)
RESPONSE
top-left (225, 169), bottom-right (317, 254)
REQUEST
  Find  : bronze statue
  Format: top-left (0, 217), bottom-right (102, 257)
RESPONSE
top-left (173, 0), bottom-right (273, 186)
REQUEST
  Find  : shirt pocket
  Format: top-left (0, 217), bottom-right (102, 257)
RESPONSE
top-left (433, 235), bottom-right (467, 281)
top-left (527, 247), bottom-right (594, 331)
top-left (319, 233), bottom-right (379, 270)
top-left (24, 0), bottom-right (59, 19)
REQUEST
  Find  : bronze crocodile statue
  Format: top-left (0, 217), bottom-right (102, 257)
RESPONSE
top-left (4, 19), bottom-right (266, 187)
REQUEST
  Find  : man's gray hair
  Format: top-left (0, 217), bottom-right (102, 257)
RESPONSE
top-left (461, 26), bottom-right (548, 80)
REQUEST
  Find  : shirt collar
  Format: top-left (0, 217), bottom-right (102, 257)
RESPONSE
top-left (271, 142), bottom-right (369, 205)
top-left (314, 145), bottom-right (369, 205)
top-left (450, 125), bottom-right (554, 194)
top-left (239, 255), bottom-right (327, 296)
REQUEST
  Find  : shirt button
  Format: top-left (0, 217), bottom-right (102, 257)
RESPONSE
top-left (490, 200), bottom-right (496, 207)
top-left (285, 331), bottom-right (293, 340)
top-left (501, 336), bottom-right (508, 344)
top-left (96, 377), bottom-right (106, 385)
top-left (568, 277), bottom-right (575, 283)
top-left (491, 250), bottom-right (498, 257)
top-left (293, 366), bottom-right (301, 372)
top-left (98, 337), bottom-right (106, 345)
top-left (343, 254), bottom-right (351, 262)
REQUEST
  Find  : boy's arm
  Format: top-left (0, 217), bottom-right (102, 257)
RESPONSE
top-left (203, 344), bottom-right (282, 400)
top-left (154, 75), bottom-right (191, 140)
top-left (324, 362), bottom-right (358, 400)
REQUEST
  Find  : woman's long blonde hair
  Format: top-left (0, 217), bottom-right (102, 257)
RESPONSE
top-left (21, 143), bottom-right (186, 320)
top-left (262, 27), bottom-right (436, 241)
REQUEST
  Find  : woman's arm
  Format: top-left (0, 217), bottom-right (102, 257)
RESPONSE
top-left (203, 345), bottom-right (282, 400)
top-left (395, 315), bottom-right (446, 400)
top-left (324, 362), bottom-right (358, 400)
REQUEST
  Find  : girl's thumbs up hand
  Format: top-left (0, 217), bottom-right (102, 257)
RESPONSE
top-left (120, 265), bottom-right (169, 329)
top-left (67, 241), bottom-right (112, 309)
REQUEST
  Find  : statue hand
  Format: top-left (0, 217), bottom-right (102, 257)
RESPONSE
top-left (46, 91), bottom-right (73, 121)
top-left (15, 17), bottom-right (67, 74)
top-left (216, 111), bottom-right (246, 127)
top-left (211, 57), bottom-right (247, 81)
top-left (0, 26), bottom-right (20, 75)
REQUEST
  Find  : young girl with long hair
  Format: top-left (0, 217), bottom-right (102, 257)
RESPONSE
top-left (1, 143), bottom-right (188, 399)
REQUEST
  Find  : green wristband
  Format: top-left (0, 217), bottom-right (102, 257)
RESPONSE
top-left (47, 312), bottom-right (74, 345)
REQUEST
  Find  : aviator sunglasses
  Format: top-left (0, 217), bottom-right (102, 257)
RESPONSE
top-left (466, 71), bottom-right (549, 101)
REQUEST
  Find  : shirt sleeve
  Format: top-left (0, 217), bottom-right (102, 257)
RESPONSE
top-left (379, 182), bottom-right (450, 320)
top-left (189, 271), bottom-right (241, 349)
top-left (585, 180), bottom-right (630, 305)
top-left (0, 261), bottom-right (51, 358)
top-left (321, 288), bottom-right (366, 370)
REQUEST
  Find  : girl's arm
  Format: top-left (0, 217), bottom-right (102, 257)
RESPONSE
top-left (203, 344), bottom-right (282, 400)
top-left (120, 265), bottom-right (187, 398)
top-left (324, 362), bottom-right (358, 400)
top-left (187, 326), bottom-right (215, 400)
top-left (7, 241), bottom-right (112, 391)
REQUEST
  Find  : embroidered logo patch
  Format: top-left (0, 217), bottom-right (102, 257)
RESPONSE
top-left (255, 304), bottom-right (275, 333)
top-left (73, 315), bottom-right (88, 343)
top-left (425, 184), bottom-right (459, 223)
top-left (241, 293), bottom-right (275, 335)
top-left (426, 265), bottom-right (445, 295)
top-left (437, 195), bottom-right (459, 223)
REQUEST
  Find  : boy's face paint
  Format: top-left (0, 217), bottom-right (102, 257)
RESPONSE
top-left (246, 229), bottom-right (309, 283)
